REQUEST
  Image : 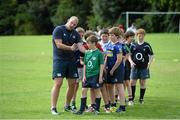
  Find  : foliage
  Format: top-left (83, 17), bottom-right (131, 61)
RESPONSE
top-left (0, 0), bottom-right (17, 35)
top-left (0, 0), bottom-right (179, 35)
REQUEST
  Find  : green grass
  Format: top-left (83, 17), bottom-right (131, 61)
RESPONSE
top-left (0, 34), bottom-right (180, 119)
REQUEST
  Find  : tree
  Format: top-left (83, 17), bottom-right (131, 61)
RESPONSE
top-left (0, 0), bottom-right (17, 35)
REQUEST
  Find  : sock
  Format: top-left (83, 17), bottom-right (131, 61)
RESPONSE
top-left (95, 98), bottom-right (101, 111)
top-left (128, 95), bottom-right (133, 101)
top-left (131, 86), bottom-right (136, 100)
top-left (51, 107), bottom-right (56, 110)
top-left (111, 103), bottom-right (116, 107)
top-left (91, 104), bottom-right (96, 109)
top-left (105, 104), bottom-right (110, 109)
top-left (115, 95), bottom-right (118, 103)
top-left (79, 97), bottom-right (87, 111)
top-left (109, 101), bottom-right (111, 105)
top-left (140, 88), bottom-right (146, 100)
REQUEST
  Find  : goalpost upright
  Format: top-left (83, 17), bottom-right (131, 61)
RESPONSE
top-left (125, 12), bottom-right (180, 33)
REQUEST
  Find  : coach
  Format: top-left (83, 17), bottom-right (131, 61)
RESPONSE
top-left (50, 16), bottom-right (85, 115)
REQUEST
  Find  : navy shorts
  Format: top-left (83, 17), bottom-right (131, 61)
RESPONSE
top-left (124, 68), bottom-right (130, 81)
top-left (82, 75), bottom-right (103, 89)
top-left (106, 66), bottom-right (124, 84)
top-left (130, 67), bottom-right (150, 80)
top-left (52, 59), bottom-right (78, 79)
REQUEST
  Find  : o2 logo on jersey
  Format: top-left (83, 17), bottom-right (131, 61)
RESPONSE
top-left (87, 61), bottom-right (93, 69)
top-left (87, 57), bottom-right (96, 69)
top-left (135, 52), bottom-right (144, 62)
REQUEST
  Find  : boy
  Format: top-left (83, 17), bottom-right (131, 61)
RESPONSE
top-left (124, 30), bottom-right (135, 106)
top-left (75, 35), bottom-right (104, 115)
top-left (98, 28), bottom-right (111, 113)
top-left (71, 27), bottom-right (85, 111)
top-left (129, 28), bottom-right (154, 104)
top-left (105, 27), bottom-right (126, 112)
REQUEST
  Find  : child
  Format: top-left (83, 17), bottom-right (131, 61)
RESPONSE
top-left (124, 30), bottom-right (135, 106)
top-left (105, 27), bottom-right (126, 112)
top-left (98, 29), bottom-right (111, 113)
top-left (71, 27), bottom-right (85, 111)
top-left (75, 35), bottom-right (104, 115)
top-left (80, 30), bottom-right (103, 113)
top-left (129, 28), bottom-right (154, 104)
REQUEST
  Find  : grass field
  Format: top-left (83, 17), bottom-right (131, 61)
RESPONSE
top-left (0, 34), bottom-right (180, 119)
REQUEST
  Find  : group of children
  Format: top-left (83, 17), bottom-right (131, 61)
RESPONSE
top-left (71, 26), bottom-right (154, 115)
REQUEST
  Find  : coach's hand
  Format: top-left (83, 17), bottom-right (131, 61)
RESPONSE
top-left (70, 43), bottom-right (78, 51)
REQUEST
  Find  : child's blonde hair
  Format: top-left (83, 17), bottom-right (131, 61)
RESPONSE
top-left (109, 27), bottom-right (124, 38)
top-left (136, 28), bottom-right (146, 35)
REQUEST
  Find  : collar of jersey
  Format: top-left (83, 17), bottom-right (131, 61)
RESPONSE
top-left (89, 48), bottom-right (98, 52)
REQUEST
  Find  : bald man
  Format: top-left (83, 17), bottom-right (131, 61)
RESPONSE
top-left (51, 16), bottom-right (85, 115)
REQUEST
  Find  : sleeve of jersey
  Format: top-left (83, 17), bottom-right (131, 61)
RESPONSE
top-left (76, 32), bottom-right (81, 43)
top-left (130, 44), bottom-right (134, 53)
top-left (80, 52), bottom-right (85, 57)
top-left (99, 52), bottom-right (104, 64)
top-left (124, 44), bottom-right (131, 54)
top-left (83, 43), bottom-right (89, 50)
top-left (53, 27), bottom-right (63, 40)
top-left (115, 46), bottom-right (122, 54)
top-left (96, 43), bottom-right (104, 52)
top-left (147, 44), bottom-right (154, 55)
top-left (84, 53), bottom-right (87, 65)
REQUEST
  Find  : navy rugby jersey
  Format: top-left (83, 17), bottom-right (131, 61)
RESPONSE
top-left (130, 41), bottom-right (154, 69)
top-left (105, 41), bottom-right (124, 70)
top-left (52, 25), bottom-right (80, 60)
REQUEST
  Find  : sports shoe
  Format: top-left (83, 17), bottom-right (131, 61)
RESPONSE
top-left (74, 110), bottom-right (83, 115)
top-left (51, 107), bottom-right (59, 115)
top-left (128, 100), bottom-right (134, 106)
top-left (85, 106), bottom-right (95, 112)
top-left (71, 105), bottom-right (77, 112)
top-left (64, 105), bottom-right (72, 112)
top-left (104, 108), bottom-right (111, 113)
top-left (94, 110), bottom-right (100, 115)
top-left (139, 99), bottom-right (144, 104)
top-left (110, 106), bottom-right (117, 112)
top-left (116, 108), bottom-right (125, 113)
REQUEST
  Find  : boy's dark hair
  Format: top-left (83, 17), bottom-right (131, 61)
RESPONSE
top-left (84, 30), bottom-right (95, 40)
top-left (125, 30), bottom-right (135, 39)
top-left (100, 28), bottom-right (109, 36)
top-left (86, 35), bottom-right (98, 44)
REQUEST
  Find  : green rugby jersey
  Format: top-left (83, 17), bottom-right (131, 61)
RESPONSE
top-left (84, 49), bottom-right (104, 78)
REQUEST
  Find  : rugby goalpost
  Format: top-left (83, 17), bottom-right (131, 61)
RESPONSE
top-left (125, 12), bottom-right (180, 33)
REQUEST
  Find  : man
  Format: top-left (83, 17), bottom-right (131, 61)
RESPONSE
top-left (51, 16), bottom-right (85, 115)
top-left (129, 28), bottom-right (154, 104)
